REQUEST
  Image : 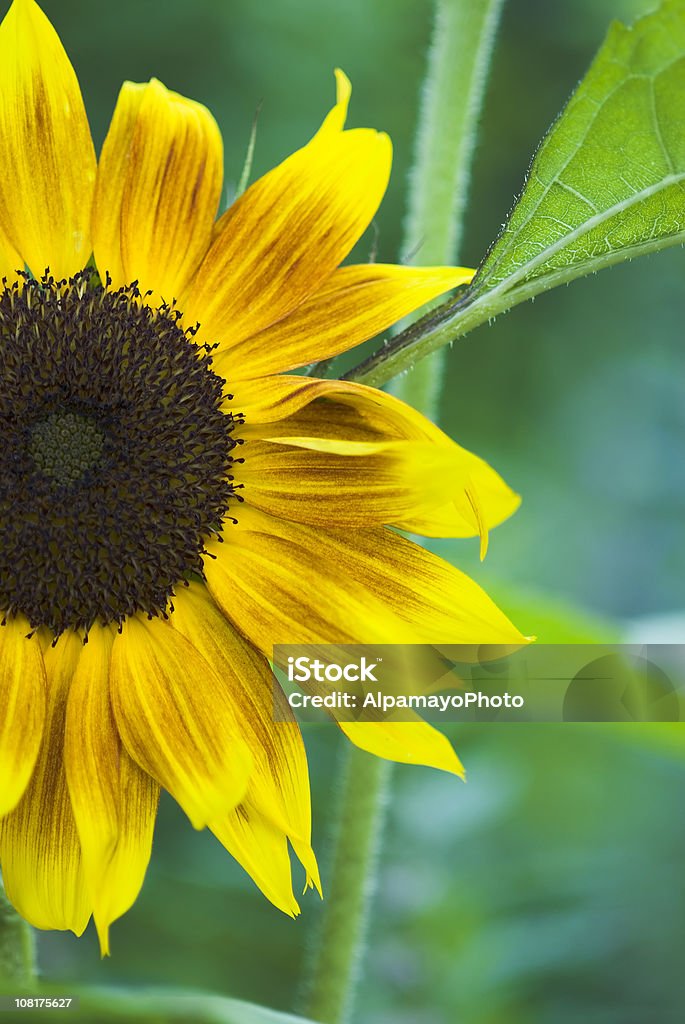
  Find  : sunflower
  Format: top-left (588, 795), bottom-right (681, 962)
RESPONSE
top-left (0, 0), bottom-right (527, 955)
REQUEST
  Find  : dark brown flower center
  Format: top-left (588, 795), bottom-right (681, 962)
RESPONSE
top-left (0, 270), bottom-right (240, 638)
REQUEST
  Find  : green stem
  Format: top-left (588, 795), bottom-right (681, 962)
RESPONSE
top-left (0, 885), bottom-right (35, 989)
top-left (303, 748), bottom-right (392, 1024)
top-left (389, 0), bottom-right (505, 413)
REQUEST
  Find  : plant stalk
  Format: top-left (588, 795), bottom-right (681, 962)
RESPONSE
top-left (390, 0), bottom-right (505, 412)
top-left (0, 884), bottom-right (35, 990)
top-left (303, 748), bottom-right (392, 1024)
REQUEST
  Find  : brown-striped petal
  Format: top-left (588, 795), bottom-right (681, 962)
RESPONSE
top-left (169, 583), bottom-right (320, 895)
top-left (212, 263), bottom-right (473, 379)
top-left (203, 527), bottom-right (414, 656)
top-left (0, 631), bottom-right (91, 934)
top-left (0, 0), bottom-right (96, 278)
top-left (0, 613), bottom-right (46, 818)
top-left (64, 624), bottom-right (158, 956)
top-left (232, 374), bottom-right (519, 542)
top-left (93, 78), bottom-right (223, 299)
top-left (110, 615), bottom-right (252, 829)
top-left (210, 805), bottom-right (301, 917)
top-left (212, 505), bottom-right (528, 647)
top-left (182, 71), bottom-right (391, 353)
top-left (234, 436), bottom-right (490, 545)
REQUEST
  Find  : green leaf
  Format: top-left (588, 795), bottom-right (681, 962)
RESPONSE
top-left (474, 0), bottom-right (685, 300)
top-left (74, 988), bottom-right (321, 1024)
top-left (347, 0), bottom-right (685, 388)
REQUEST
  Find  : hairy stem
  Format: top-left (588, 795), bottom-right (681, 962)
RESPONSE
top-left (303, 748), bottom-right (392, 1024)
top-left (0, 885), bottom-right (35, 989)
top-left (389, 0), bottom-right (505, 411)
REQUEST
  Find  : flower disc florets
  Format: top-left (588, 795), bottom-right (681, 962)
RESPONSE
top-left (0, 271), bottom-right (239, 637)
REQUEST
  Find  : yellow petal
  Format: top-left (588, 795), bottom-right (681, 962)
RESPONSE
top-left (0, 613), bottom-right (46, 817)
top-left (232, 374), bottom-right (520, 540)
top-left (210, 804), bottom-right (301, 917)
top-left (64, 624), bottom-right (158, 956)
top-left (90, 81), bottom-right (145, 288)
top-left (93, 78), bottom-right (223, 299)
top-left (340, 721), bottom-right (464, 776)
top-left (322, 68), bottom-right (352, 133)
top-left (0, 0), bottom-right (96, 278)
top-left (109, 615), bottom-right (252, 829)
top-left (182, 72), bottom-right (391, 354)
top-left (219, 505), bottom-right (528, 647)
top-left (204, 526), bottom-right (415, 655)
top-left (0, 631), bottom-right (91, 934)
top-left (169, 583), bottom-right (320, 894)
top-left (229, 372), bottom-right (447, 434)
top-left (203, 530), bottom-right (468, 780)
top-left (212, 263), bottom-right (473, 379)
top-left (65, 629), bottom-right (118, 873)
top-left (91, 754), bottom-right (158, 956)
top-left (231, 375), bottom-right (344, 424)
top-left (235, 437), bottom-right (494, 542)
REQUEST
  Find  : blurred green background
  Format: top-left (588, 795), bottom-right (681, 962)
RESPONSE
top-left (28, 0), bottom-right (685, 1021)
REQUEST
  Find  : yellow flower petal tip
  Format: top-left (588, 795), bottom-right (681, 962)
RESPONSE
top-left (96, 924), bottom-right (111, 959)
top-left (301, 877), bottom-right (324, 900)
top-left (290, 838), bottom-right (322, 898)
top-left (0, 0), bottom-right (530, 949)
top-left (317, 68), bottom-right (353, 135)
top-left (340, 722), bottom-right (466, 779)
top-left (333, 67), bottom-right (352, 118)
top-left (303, 861), bottom-right (323, 899)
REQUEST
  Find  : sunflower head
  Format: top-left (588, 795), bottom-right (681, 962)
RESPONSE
top-left (0, 269), bottom-right (241, 637)
top-left (0, 0), bottom-right (527, 956)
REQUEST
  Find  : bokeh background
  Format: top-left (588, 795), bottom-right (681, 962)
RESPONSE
top-left (29, 0), bottom-right (685, 1021)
